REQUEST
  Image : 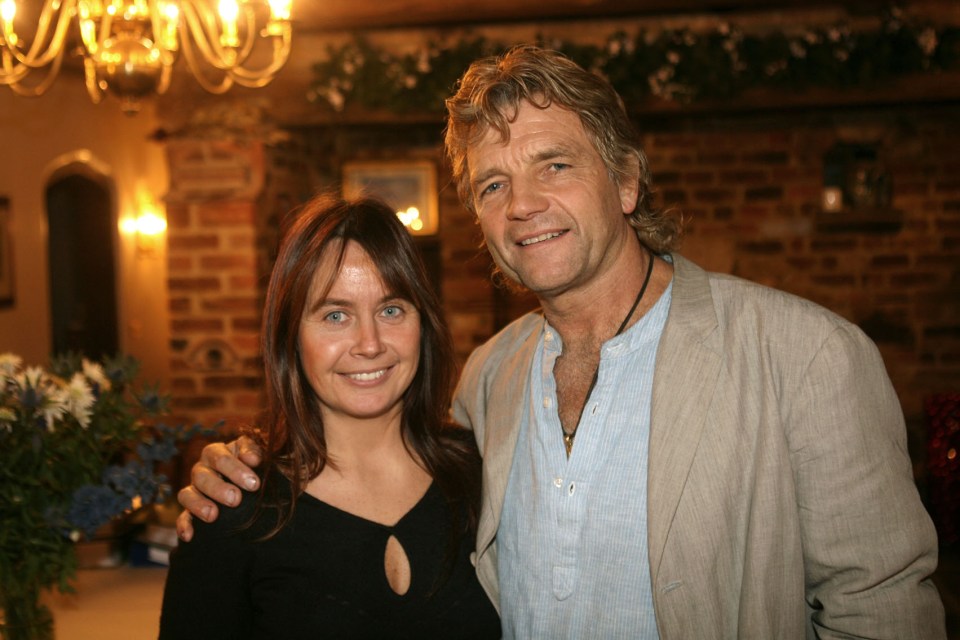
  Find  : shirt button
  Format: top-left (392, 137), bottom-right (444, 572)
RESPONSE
top-left (568, 482), bottom-right (576, 496)
top-left (553, 477), bottom-right (563, 488)
top-left (543, 397), bottom-right (552, 408)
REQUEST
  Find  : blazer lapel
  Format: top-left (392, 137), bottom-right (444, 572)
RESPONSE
top-left (476, 322), bottom-right (540, 555)
top-left (647, 255), bottom-right (723, 580)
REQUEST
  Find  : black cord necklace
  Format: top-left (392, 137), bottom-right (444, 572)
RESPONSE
top-left (562, 250), bottom-right (656, 457)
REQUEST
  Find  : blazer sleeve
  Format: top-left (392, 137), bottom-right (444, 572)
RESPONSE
top-left (158, 498), bottom-right (256, 640)
top-left (784, 323), bottom-right (945, 639)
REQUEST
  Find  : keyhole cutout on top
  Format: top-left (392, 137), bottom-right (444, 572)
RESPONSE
top-left (384, 534), bottom-right (411, 595)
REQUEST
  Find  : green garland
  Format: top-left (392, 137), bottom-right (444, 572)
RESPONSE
top-left (307, 5), bottom-right (960, 114)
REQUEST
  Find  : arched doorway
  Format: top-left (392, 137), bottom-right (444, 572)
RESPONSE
top-left (46, 171), bottom-right (119, 360)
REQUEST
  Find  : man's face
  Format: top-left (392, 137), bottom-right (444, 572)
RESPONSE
top-left (466, 101), bottom-right (639, 302)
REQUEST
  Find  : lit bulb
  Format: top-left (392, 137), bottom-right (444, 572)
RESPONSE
top-left (0, 0), bottom-right (17, 23)
top-left (396, 206), bottom-right (421, 228)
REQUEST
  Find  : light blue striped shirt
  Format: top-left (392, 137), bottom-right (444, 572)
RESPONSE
top-left (498, 282), bottom-right (672, 639)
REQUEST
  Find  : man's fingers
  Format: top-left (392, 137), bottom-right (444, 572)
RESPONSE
top-left (177, 485), bottom-right (216, 523)
top-left (197, 440), bottom-right (260, 495)
top-left (175, 508), bottom-right (196, 542)
top-left (236, 435), bottom-right (264, 467)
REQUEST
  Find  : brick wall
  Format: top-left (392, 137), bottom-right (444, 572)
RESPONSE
top-left (637, 105), bottom-right (959, 424)
top-left (164, 139), bottom-right (271, 434)
top-left (163, 104), bottom-right (958, 446)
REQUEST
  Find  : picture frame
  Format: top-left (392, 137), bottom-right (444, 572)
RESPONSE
top-left (0, 197), bottom-right (13, 307)
top-left (342, 161), bottom-right (439, 236)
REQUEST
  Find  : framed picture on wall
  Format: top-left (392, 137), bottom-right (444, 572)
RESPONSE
top-left (0, 197), bottom-right (13, 307)
top-left (342, 161), bottom-right (439, 236)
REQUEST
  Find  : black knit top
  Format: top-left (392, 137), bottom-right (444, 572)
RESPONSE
top-left (159, 476), bottom-right (500, 639)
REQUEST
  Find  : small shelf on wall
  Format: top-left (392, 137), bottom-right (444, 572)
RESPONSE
top-left (816, 141), bottom-right (901, 234)
top-left (815, 207), bottom-right (904, 234)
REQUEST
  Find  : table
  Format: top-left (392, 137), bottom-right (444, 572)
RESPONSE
top-left (41, 566), bottom-right (168, 640)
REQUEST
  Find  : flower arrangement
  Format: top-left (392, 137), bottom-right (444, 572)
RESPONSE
top-left (0, 353), bottom-right (209, 640)
top-left (307, 4), bottom-right (960, 113)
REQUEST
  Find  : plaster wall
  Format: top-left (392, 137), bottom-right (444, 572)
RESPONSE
top-left (0, 76), bottom-right (171, 384)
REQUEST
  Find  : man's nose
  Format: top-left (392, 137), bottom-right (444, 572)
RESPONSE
top-left (507, 177), bottom-right (548, 220)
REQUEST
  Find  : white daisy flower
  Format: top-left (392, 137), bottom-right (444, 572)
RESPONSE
top-left (0, 353), bottom-right (22, 376)
top-left (64, 373), bottom-right (96, 428)
top-left (82, 359), bottom-right (112, 392)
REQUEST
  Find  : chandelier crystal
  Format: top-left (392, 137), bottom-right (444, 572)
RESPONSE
top-left (0, 0), bottom-right (292, 114)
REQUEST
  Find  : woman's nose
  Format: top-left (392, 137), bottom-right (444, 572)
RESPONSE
top-left (351, 319), bottom-right (385, 357)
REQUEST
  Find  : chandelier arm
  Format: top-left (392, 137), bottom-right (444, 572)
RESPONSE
top-left (82, 56), bottom-right (104, 103)
top-left (223, 7), bottom-right (258, 66)
top-left (180, 27), bottom-right (234, 94)
top-left (2, 0), bottom-right (76, 69)
top-left (180, 1), bottom-right (237, 71)
top-left (225, 30), bottom-right (290, 84)
top-left (1, 49), bottom-right (33, 84)
top-left (7, 42), bottom-right (66, 96)
top-left (94, 7), bottom-right (114, 55)
top-left (155, 62), bottom-right (172, 94)
top-left (1, 46), bottom-right (27, 82)
top-left (181, 2), bottom-right (284, 76)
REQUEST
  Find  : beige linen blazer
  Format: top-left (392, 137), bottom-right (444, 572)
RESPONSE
top-left (452, 254), bottom-right (944, 639)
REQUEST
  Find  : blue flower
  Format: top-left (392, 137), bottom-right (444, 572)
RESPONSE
top-left (136, 438), bottom-right (178, 463)
top-left (66, 484), bottom-right (131, 538)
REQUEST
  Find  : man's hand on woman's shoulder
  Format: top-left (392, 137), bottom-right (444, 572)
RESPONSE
top-left (176, 436), bottom-right (264, 541)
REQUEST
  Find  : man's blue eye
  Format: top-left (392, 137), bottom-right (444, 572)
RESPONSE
top-left (481, 182), bottom-right (502, 196)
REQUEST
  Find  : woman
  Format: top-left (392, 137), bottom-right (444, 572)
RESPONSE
top-left (159, 195), bottom-right (500, 639)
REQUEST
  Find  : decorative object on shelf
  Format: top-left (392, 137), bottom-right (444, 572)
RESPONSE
top-left (342, 161), bottom-right (439, 236)
top-left (816, 141), bottom-right (901, 233)
top-left (308, 5), bottom-right (960, 115)
top-left (0, 352), bottom-right (211, 640)
top-left (0, 0), bottom-right (293, 114)
top-left (822, 142), bottom-right (893, 212)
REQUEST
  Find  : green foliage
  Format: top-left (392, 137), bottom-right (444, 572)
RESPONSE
top-left (0, 353), bottom-right (209, 638)
top-left (307, 5), bottom-right (959, 114)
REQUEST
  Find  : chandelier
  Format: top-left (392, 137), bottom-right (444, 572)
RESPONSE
top-left (0, 0), bottom-right (292, 114)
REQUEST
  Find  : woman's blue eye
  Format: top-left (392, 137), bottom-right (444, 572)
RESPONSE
top-left (324, 310), bottom-right (345, 323)
top-left (383, 305), bottom-right (403, 318)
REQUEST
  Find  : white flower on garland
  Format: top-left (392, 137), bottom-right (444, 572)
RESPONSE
top-left (306, 7), bottom-right (958, 114)
top-left (919, 28), bottom-right (938, 57)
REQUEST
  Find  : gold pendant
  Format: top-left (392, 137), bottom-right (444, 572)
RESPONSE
top-left (563, 432), bottom-right (575, 457)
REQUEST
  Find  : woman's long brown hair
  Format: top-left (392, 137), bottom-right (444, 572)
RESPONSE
top-left (252, 193), bottom-right (480, 550)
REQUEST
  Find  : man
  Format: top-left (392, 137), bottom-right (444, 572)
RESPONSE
top-left (178, 45), bottom-right (945, 638)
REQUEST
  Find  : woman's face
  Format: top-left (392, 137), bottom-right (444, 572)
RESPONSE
top-left (298, 241), bottom-right (421, 426)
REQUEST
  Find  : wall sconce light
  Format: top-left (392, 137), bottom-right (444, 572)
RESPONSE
top-left (121, 197), bottom-right (167, 255)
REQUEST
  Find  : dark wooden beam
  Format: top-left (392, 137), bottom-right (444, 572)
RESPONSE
top-left (295, 0), bottom-right (888, 32)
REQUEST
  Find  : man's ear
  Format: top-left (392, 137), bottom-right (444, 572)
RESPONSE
top-left (618, 153), bottom-right (641, 215)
